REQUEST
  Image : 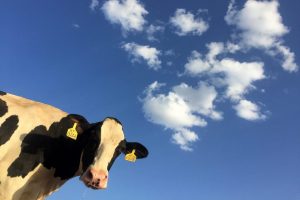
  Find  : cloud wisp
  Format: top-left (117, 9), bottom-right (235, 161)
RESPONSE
top-left (90, 0), bottom-right (100, 11)
top-left (146, 24), bottom-right (165, 42)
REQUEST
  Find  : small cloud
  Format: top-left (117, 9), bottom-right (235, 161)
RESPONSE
top-left (172, 128), bottom-right (199, 151)
top-left (233, 99), bottom-right (266, 121)
top-left (102, 0), bottom-right (148, 33)
top-left (122, 42), bottom-right (161, 70)
top-left (90, 0), bottom-right (100, 11)
top-left (170, 8), bottom-right (209, 36)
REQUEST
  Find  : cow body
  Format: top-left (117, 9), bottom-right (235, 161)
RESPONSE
top-left (0, 91), bottom-right (148, 200)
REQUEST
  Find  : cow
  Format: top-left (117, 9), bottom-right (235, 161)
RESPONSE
top-left (0, 91), bottom-right (148, 200)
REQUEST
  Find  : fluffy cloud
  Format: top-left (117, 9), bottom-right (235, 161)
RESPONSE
top-left (225, 0), bottom-right (288, 48)
top-left (184, 42), bottom-right (266, 118)
top-left (170, 9), bottom-right (209, 36)
top-left (173, 82), bottom-right (222, 120)
top-left (234, 99), bottom-right (266, 121)
top-left (102, 0), bottom-right (148, 32)
top-left (213, 58), bottom-right (265, 101)
top-left (122, 42), bottom-right (161, 70)
top-left (225, 0), bottom-right (298, 72)
top-left (142, 81), bottom-right (221, 150)
top-left (185, 43), bottom-right (265, 100)
top-left (184, 51), bottom-right (211, 74)
top-left (90, 0), bottom-right (100, 11)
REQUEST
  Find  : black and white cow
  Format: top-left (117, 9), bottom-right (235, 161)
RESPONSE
top-left (0, 91), bottom-right (148, 200)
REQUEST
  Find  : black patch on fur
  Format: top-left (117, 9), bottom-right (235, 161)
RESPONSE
top-left (0, 91), bottom-right (7, 96)
top-left (0, 99), bottom-right (8, 117)
top-left (107, 140), bottom-right (126, 171)
top-left (8, 114), bottom-right (91, 180)
top-left (81, 123), bottom-right (101, 172)
top-left (0, 115), bottom-right (19, 146)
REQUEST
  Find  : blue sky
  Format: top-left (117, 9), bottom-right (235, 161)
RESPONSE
top-left (0, 0), bottom-right (300, 199)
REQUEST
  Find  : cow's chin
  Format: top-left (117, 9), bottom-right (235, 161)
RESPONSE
top-left (82, 180), bottom-right (107, 190)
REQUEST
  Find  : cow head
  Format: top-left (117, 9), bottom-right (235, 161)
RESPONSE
top-left (79, 118), bottom-right (148, 189)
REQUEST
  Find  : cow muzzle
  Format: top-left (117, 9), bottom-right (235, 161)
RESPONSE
top-left (80, 168), bottom-right (108, 189)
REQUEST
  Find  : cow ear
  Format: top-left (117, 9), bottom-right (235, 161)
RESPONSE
top-left (124, 142), bottom-right (148, 159)
top-left (68, 114), bottom-right (90, 135)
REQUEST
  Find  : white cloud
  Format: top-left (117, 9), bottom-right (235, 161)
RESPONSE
top-left (90, 0), bottom-right (100, 11)
top-left (146, 24), bottom-right (165, 42)
top-left (225, 42), bottom-right (241, 53)
top-left (184, 42), bottom-right (266, 117)
top-left (184, 50), bottom-right (211, 75)
top-left (142, 81), bottom-right (221, 150)
top-left (170, 9), bottom-right (209, 36)
top-left (234, 99), bottom-right (266, 121)
top-left (213, 58), bottom-right (265, 100)
top-left (206, 42), bottom-right (226, 62)
top-left (142, 82), bottom-right (207, 129)
top-left (122, 42), bottom-right (161, 70)
top-left (173, 82), bottom-right (222, 120)
top-left (226, 0), bottom-right (288, 48)
top-left (225, 0), bottom-right (298, 72)
top-left (184, 42), bottom-right (235, 76)
top-left (102, 0), bottom-right (148, 33)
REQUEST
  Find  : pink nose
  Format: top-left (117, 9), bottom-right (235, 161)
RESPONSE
top-left (82, 168), bottom-right (108, 189)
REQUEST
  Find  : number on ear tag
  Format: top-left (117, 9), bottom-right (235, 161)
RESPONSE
top-left (66, 123), bottom-right (78, 140)
top-left (125, 149), bottom-right (137, 162)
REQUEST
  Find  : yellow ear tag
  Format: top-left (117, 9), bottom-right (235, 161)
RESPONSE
top-left (66, 123), bottom-right (78, 140)
top-left (125, 149), bottom-right (137, 162)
